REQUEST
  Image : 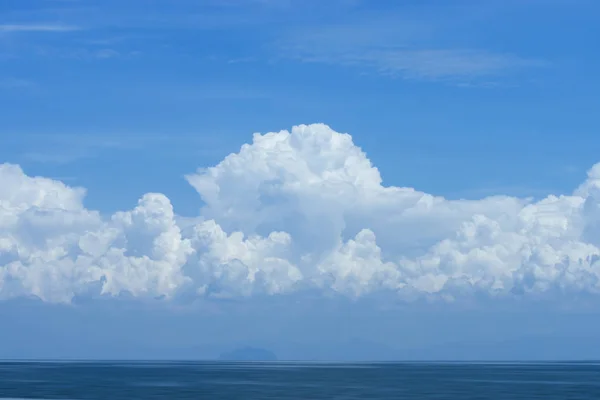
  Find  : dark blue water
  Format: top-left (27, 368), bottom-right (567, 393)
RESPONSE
top-left (1, 361), bottom-right (599, 399)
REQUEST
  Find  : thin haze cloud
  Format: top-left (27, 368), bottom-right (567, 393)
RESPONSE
top-left (277, 8), bottom-right (548, 83)
top-left (0, 24), bottom-right (80, 32)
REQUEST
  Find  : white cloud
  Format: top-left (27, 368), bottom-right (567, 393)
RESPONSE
top-left (2, 124), bottom-right (600, 303)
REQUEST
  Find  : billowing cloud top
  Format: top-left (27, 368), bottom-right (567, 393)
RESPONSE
top-left (2, 124), bottom-right (600, 303)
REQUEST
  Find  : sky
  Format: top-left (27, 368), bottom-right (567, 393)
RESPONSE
top-left (1, 0), bottom-right (600, 360)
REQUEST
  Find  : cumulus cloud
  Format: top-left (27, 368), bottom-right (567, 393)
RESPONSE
top-left (2, 124), bottom-right (600, 303)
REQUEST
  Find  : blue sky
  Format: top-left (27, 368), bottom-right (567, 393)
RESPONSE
top-left (2, 0), bottom-right (599, 213)
top-left (2, 0), bottom-right (600, 359)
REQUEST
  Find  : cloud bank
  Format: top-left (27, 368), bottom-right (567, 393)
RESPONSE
top-left (2, 124), bottom-right (600, 303)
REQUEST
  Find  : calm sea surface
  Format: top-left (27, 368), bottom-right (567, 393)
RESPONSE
top-left (1, 361), bottom-right (599, 399)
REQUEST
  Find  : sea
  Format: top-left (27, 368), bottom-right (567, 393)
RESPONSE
top-left (1, 361), bottom-right (599, 399)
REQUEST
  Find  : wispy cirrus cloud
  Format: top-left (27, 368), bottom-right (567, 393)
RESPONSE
top-left (0, 77), bottom-right (35, 89)
top-left (276, 7), bottom-right (547, 84)
top-left (10, 130), bottom-right (233, 165)
top-left (0, 23), bottom-right (80, 33)
top-left (34, 47), bottom-right (127, 60)
top-left (17, 134), bottom-right (132, 165)
top-left (0, 1), bottom-right (548, 84)
top-left (285, 44), bottom-right (545, 82)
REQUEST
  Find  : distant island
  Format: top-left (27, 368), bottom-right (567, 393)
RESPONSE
top-left (218, 347), bottom-right (277, 361)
